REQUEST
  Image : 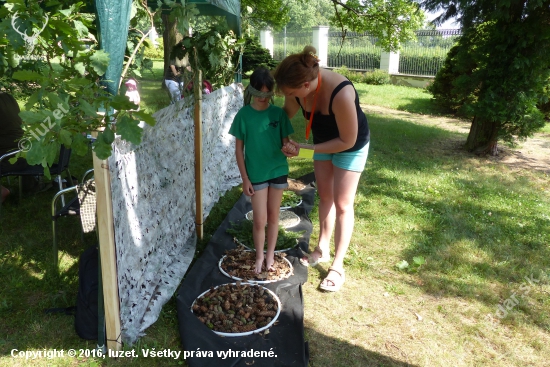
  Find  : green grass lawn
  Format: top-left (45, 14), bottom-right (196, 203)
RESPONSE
top-left (354, 83), bottom-right (449, 116)
top-left (1, 70), bottom-right (549, 366)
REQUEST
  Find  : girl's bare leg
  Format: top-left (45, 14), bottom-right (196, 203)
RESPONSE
top-left (265, 187), bottom-right (284, 270)
top-left (251, 188), bottom-right (268, 273)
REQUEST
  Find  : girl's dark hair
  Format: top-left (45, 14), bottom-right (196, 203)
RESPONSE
top-left (273, 45), bottom-right (319, 91)
top-left (249, 67), bottom-right (274, 91)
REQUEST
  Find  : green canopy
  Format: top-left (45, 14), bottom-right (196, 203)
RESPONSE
top-left (95, 0), bottom-right (241, 95)
top-left (0, 0), bottom-right (242, 93)
top-left (95, 0), bottom-right (133, 96)
top-left (148, 0), bottom-right (241, 37)
top-left (188, 0), bottom-right (241, 34)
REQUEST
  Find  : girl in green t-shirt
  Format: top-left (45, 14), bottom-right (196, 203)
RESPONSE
top-left (229, 67), bottom-right (296, 273)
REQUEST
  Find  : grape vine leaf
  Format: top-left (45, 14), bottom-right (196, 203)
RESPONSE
top-left (13, 70), bottom-right (46, 82)
top-left (92, 135), bottom-right (112, 160)
top-left (116, 115), bottom-right (142, 145)
top-left (133, 111), bottom-right (156, 126)
top-left (59, 129), bottom-right (72, 147)
top-left (90, 50), bottom-right (110, 76)
top-left (72, 133), bottom-right (90, 156)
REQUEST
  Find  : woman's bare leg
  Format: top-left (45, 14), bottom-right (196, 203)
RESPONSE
top-left (313, 160), bottom-right (335, 259)
top-left (330, 166), bottom-right (362, 270)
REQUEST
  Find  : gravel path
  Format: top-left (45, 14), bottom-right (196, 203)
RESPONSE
top-left (362, 104), bottom-right (550, 174)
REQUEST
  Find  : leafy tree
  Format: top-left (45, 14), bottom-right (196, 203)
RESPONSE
top-left (174, 24), bottom-right (245, 90)
top-left (159, 1), bottom-right (198, 89)
top-left (240, 0), bottom-right (424, 51)
top-left (240, 35), bottom-right (277, 75)
top-left (327, 0), bottom-right (425, 51)
top-left (123, 0), bottom-right (159, 82)
top-left (422, 0), bottom-right (550, 155)
top-left (284, 0), bottom-right (335, 32)
top-left (241, 0), bottom-right (290, 33)
top-left (0, 0), bottom-right (155, 164)
top-left (426, 43), bottom-right (472, 116)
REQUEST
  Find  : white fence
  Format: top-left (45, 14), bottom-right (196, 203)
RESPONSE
top-left (260, 27), bottom-right (462, 87)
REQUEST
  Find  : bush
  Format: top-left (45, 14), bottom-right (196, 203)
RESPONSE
top-left (362, 69), bottom-right (390, 85)
top-left (333, 65), bottom-right (364, 84)
top-left (332, 66), bottom-right (390, 85)
top-left (240, 36), bottom-right (277, 74)
top-left (426, 44), bottom-right (475, 117)
top-left (143, 37), bottom-right (164, 60)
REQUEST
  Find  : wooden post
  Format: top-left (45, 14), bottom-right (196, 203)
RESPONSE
top-left (92, 130), bottom-right (122, 352)
top-left (194, 68), bottom-right (204, 240)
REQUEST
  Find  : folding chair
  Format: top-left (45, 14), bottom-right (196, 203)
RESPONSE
top-left (0, 145), bottom-right (73, 213)
top-left (51, 169), bottom-right (96, 269)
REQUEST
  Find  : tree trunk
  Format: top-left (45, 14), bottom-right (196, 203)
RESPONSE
top-left (465, 115), bottom-right (499, 156)
top-left (160, 13), bottom-right (182, 90)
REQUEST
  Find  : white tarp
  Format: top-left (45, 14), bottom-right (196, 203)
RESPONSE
top-left (108, 83), bottom-right (243, 344)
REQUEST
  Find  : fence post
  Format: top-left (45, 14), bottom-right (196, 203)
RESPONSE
top-left (260, 29), bottom-right (274, 57)
top-left (312, 26), bottom-right (329, 67)
top-left (380, 51), bottom-right (400, 74)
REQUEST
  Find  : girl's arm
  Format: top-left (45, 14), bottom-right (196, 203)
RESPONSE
top-left (281, 137), bottom-right (297, 156)
top-left (235, 138), bottom-right (254, 196)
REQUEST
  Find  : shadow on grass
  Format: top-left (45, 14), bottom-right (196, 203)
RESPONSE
top-left (357, 114), bottom-right (550, 331)
top-left (0, 194), bottom-right (98, 356)
top-left (357, 84), bottom-right (450, 117)
top-left (305, 323), bottom-right (418, 367)
top-left (0, 150), bottom-right (101, 356)
top-left (393, 97), bottom-right (456, 118)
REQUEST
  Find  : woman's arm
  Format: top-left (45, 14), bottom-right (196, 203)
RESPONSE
top-left (235, 139), bottom-right (254, 196)
top-left (169, 64), bottom-right (179, 76)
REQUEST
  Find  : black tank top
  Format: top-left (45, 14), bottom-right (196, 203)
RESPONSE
top-left (296, 80), bottom-right (369, 152)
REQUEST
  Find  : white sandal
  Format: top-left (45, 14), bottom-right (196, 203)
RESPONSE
top-left (319, 267), bottom-right (345, 292)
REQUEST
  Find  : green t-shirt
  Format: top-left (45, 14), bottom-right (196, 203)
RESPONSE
top-left (229, 104), bottom-right (294, 183)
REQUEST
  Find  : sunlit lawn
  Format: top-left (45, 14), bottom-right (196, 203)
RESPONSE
top-left (1, 64), bottom-right (549, 366)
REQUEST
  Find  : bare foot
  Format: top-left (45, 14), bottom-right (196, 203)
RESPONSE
top-left (254, 253), bottom-right (265, 274)
top-left (265, 253), bottom-right (275, 272)
top-left (299, 245), bottom-right (330, 267)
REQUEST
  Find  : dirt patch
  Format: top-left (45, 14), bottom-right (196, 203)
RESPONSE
top-left (362, 104), bottom-right (550, 174)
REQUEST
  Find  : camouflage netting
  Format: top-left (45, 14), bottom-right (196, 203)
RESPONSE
top-left (108, 83), bottom-right (243, 345)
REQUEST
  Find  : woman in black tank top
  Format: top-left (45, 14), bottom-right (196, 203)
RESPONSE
top-left (273, 46), bottom-right (370, 292)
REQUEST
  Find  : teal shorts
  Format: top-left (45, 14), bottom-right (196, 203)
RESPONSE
top-left (314, 142), bottom-right (370, 172)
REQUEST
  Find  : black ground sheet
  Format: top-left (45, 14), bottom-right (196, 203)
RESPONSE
top-left (176, 174), bottom-right (316, 367)
top-left (177, 174), bottom-right (315, 367)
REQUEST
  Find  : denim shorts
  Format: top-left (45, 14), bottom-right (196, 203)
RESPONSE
top-left (314, 142), bottom-right (370, 172)
top-left (251, 175), bottom-right (288, 191)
